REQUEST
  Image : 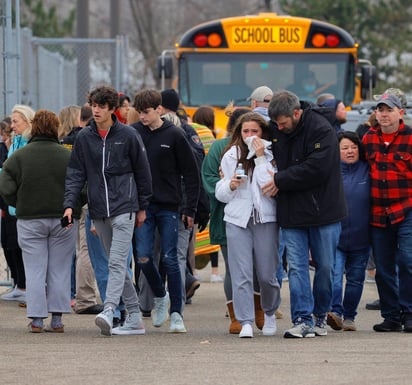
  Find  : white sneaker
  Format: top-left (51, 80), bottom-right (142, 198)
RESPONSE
top-left (210, 274), bottom-right (223, 283)
top-left (262, 313), bottom-right (277, 336)
top-left (112, 312), bottom-right (145, 335)
top-left (239, 323), bottom-right (253, 338)
top-left (152, 292), bottom-right (169, 327)
top-left (169, 312), bottom-right (187, 333)
top-left (1, 286), bottom-right (26, 302)
top-left (95, 307), bottom-right (114, 336)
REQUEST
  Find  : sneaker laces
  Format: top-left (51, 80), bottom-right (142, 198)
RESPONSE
top-left (315, 317), bottom-right (327, 328)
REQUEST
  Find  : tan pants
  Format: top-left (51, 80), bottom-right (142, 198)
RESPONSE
top-left (74, 206), bottom-right (98, 312)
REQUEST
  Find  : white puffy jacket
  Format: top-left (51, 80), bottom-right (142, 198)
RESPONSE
top-left (215, 145), bottom-right (277, 229)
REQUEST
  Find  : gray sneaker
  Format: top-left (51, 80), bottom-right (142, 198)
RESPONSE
top-left (284, 322), bottom-right (315, 338)
top-left (112, 312), bottom-right (145, 335)
top-left (169, 312), bottom-right (187, 333)
top-left (95, 307), bottom-right (114, 336)
top-left (343, 319), bottom-right (357, 331)
top-left (152, 292), bottom-right (170, 327)
top-left (314, 316), bottom-right (328, 336)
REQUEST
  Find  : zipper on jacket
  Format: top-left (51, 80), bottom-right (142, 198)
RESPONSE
top-left (311, 194), bottom-right (320, 214)
top-left (102, 136), bottom-right (110, 217)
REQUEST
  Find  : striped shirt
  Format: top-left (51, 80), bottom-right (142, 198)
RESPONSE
top-left (191, 123), bottom-right (215, 155)
top-left (363, 121), bottom-right (412, 227)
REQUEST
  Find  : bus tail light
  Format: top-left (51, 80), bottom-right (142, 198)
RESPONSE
top-left (208, 33), bottom-right (222, 48)
top-left (311, 33), bottom-right (341, 48)
top-left (326, 34), bottom-right (340, 47)
top-left (194, 34), bottom-right (208, 47)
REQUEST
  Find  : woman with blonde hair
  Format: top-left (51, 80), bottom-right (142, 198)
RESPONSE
top-left (0, 104), bottom-right (35, 304)
top-left (58, 105), bottom-right (81, 141)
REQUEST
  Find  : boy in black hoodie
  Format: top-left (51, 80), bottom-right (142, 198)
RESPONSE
top-left (131, 89), bottom-right (200, 333)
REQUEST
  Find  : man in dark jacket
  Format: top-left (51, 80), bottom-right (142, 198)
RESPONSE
top-left (265, 90), bottom-right (346, 338)
top-left (63, 86), bottom-right (152, 336)
top-left (132, 89), bottom-right (200, 334)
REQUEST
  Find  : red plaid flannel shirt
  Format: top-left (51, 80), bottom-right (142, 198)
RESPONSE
top-left (362, 121), bottom-right (412, 227)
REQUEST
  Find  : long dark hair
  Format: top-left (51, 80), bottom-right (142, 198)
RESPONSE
top-left (223, 112), bottom-right (270, 175)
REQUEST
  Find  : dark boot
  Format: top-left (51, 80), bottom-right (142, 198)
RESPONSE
top-left (254, 293), bottom-right (264, 330)
top-left (373, 319), bottom-right (402, 332)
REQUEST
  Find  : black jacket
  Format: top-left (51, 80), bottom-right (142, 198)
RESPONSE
top-left (64, 115), bottom-right (152, 219)
top-left (270, 101), bottom-right (347, 227)
top-left (132, 119), bottom-right (200, 217)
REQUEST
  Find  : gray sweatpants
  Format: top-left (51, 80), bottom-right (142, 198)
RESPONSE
top-left (94, 213), bottom-right (139, 314)
top-left (226, 219), bottom-right (281, 325)
top-left (17, 218), bottom-right (78, 318)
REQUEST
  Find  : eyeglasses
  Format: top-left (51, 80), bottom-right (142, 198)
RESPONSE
top-left (263, 99), bottom-right (271, 103)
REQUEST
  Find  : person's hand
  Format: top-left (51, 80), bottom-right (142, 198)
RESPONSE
top-left (261, 169), bottom-right (279, 197)
top-left (135, 210), bottom-right (146, 228)
top-left (219, 166), bottom-right (224, 179)
top-left (229, 173), bottom-right (246, 191)
top-left (182, 215), bottom-right (194, 230)
top-left (196, 212), bottom-right (209, 232)
top-left (62, 208), bottom-right (73, 229)
top-left (90, 223), bottom-right (98, 236)
top-left (252, 137), bottom-right (265, 158)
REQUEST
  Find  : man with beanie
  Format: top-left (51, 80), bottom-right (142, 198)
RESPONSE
top-left (159, 88), bottom-right (206, 305)
top-left (317, 96), bottom-right (347, 133)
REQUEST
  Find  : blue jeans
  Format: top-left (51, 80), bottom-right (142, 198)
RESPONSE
top-left (283, 222), bottom-right (341, 325)
top-left (331, 247), bottom-right (369, 320)
top-left (135, 204), bottom-right (182, 315)
top-left (371, 211), bottom-right (412, 322)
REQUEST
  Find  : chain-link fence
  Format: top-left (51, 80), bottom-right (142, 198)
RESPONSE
top-left (1, 5), bottom-right (129, 116)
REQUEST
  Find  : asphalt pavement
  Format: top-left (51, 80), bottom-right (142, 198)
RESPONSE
top-left (0, 265), bottom-right (411, 385)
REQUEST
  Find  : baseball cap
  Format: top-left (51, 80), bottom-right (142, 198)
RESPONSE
top-left (248, 86), bottom-right (273, 102)
top-left (374, 88), bottom-right (407, 109)
top-left (376, 93), bottom-right (402, 109)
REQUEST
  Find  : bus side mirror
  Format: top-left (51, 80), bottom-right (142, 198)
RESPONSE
top-left (157, 55), bottom-right (173, 79)
top-left (360, 65), bottom-right (376, 99)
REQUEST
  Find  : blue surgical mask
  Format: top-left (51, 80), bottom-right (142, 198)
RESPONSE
top-left (304, 84), bottom-right (316, 93)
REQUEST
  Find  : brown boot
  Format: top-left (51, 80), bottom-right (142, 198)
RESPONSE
top-left (254, 293), bottom-right (264, 330)
top-left (226, 301), bottom-right (241, 334)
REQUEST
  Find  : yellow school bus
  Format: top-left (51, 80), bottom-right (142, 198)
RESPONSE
top-left (158, 12), bottom-right (375, 137)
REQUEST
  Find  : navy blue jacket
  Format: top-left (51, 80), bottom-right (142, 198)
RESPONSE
top-left (338, 160), bottom-right (370, 252)
top-left (64, 115), bottom-right (152, 219)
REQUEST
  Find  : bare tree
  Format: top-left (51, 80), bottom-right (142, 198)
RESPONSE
top-left (126, 0), bottom-right (264, 90)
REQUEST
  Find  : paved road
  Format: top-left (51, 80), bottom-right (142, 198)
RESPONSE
top-left (0, 268), bottom-right (411, 385)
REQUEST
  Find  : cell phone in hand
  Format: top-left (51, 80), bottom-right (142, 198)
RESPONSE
top-left (183, 217), bottom-right (189, 229)
top-left (60, 216), bottom-right (73, 228)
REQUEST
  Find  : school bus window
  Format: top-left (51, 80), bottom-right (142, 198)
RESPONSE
top-left (202, 63), bottom-right (231, 84)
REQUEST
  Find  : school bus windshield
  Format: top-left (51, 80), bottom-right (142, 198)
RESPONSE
top-left (178, 52), bottom-right (355, 107)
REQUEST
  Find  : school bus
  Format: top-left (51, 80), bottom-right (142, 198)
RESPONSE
top-left (158, 12), bottom-right (376, 137)
top-left (158, 13), bottom-right (375, 261)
